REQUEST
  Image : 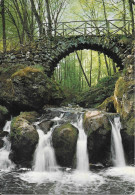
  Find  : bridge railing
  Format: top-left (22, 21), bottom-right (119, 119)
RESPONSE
top-left (0, 20), bottom-right (132, 52)
top-left (50, 20), bottom-right (132, 37)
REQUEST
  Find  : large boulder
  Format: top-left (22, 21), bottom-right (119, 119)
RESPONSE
top-left (113, 62), bottom-right (135, 164)
top-left (97, 53), bottom-right (135, 165)
top-left (10, 111), bottom-right (39, 167)
top-left (0, 66), bottom-right (64, 113)
top-left (52, 123), bottom-right (78, 167)
top-left (84, 110), bottom-right (114, 166)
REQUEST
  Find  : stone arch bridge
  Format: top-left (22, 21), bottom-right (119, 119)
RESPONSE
top-left (0, 20), bottom-right (133, 76)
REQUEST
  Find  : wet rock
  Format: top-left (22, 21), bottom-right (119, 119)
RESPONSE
top-left (84, 110), bottom-right (113, 166)
top-left (52, 123), bottom-right (78, 167)
top-left (0, 131), bottom-right (9, 138)
top-left (0, 139), bottom-right (4, 149)
top-left (10, 112), bottom-right (39, 167)
top-left (39, 120), bottom-right (54, 134)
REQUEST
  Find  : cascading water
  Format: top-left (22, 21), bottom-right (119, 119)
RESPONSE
top-left (33, 125), bottom-right (57, 172)
top-left (74, 114), bottom-right (89, 172)
top-left (110, 116), bottom-right (126, 167)
top-left (33, 114), bottom-right (64, 172)
top-left (0, 120), bottom-right (15, 170)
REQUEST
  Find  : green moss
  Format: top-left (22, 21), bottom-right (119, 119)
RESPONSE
top-left (77, 75), bottom-right (118, 108)
top-left (11, 66), bottom-right (43, 78)
top-left (115, 77), bottom-right (126, 98)
top-left (56, 123), bottom-right (78, 139)
top-left (0, 105), bottom-right (8, 115)
top-left (19, 111), bottom-right (39, 123)
top-left (127, 118), bottom-right (135, 136)
top-left (10, 117), bottom-right (22, 139)
top-left (97, 96), bottom-right (114, 110)
top-left (32, 64), bottom-right (45, 72)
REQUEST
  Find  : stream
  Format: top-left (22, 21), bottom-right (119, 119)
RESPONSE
top-left (0, 107), bottom-right (135, 194)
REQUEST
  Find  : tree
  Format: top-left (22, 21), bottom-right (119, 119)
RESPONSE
top-left (1, 0), bottom-right (6, 52)
top-left (30, 0), bottom-right (44, 36)
top-left (128, 0), bottom-right (134, 34)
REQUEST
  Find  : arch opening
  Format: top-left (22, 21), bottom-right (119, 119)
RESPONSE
top-left (53, 49), bottom-right (119, 105)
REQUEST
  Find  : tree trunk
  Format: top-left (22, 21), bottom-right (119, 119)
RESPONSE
top-left (122, 0), bottom-right (127, 34)
top-left (128, 0), bottom-right (134, 35)
top-left (1, 0), bottom-right (6, 52)
top-left (97, 52), bottom-right (101, 81)
top-left (90, 50), bottom-right (92, 86)
top-left (75, 51), bottom-right (90, 88)
top-left (102, 0), bottom-right (109, 35)
top-left (30, 0), bottom-right (43, 37)
top-left (45, 0), bottom-right (52, 37)
top-left (112, 61), bottom-right (116, 74)
top-left (104, 54), bottom-right (110, 76)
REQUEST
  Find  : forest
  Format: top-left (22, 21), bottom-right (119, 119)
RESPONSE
top-left (0, 1), bottom-right (135, 194)
top-left (0, 0), bottom-right (134, 99)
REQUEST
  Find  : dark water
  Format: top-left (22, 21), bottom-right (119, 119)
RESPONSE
top-left (0, 166), bottom-right (135, 194)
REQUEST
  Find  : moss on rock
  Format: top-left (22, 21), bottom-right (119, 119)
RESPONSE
top-left (10, 112), bottom-right (39, 167)
top-left (0, 65), bottom-right (65, 112)
top-left (52, 123), bottom-right (78, 167)
top-left (97, 96), bottom-right (116, 112)
top-left (11, 66), bottom-right (43, 78)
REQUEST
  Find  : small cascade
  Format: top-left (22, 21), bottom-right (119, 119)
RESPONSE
top-left (74, 114), bottom-right (89, 172)
top-left (110, 116), bottom-right (126, 167)
top-left (33, 114), bottom-right (64, 172)
top-left (33, 126), bottom-right (57, 172)
top-left (0, 120), bottom-right (15, 170)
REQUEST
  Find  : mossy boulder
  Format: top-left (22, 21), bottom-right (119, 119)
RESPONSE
top-left (84, 110), bottom-right (114, 166)
top-left (114, 77), bottom-right (135, 119)
top-left (98, 96), bottom-right (116, 113)
top-left (0, 105), bottom-right (9, 129)
top-left (113, 68), bottom-right (135, 164)
top-left (18, 111), bottom-right (39, 123)
top-left (52, 123), bottom-right (78, 167)
top-left (10, 111), bottom-right (39, 167)
top-left (0, 66), bottom-right (64, 113)
top-left (98, 58), bottom-right (134, 164)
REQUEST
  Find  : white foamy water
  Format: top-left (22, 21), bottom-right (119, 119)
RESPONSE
top-left (110, 116), bottom-right (126, 167)
top-left (0, 120), bottom-right (15, 170)
top-left (73, 114), bottom-right (89, 172)
top-left (33, 114), bottom-right (64, 172)
top-left (17, 109), bottom-right (134, 195)
top-left (33, 127), bottom-right (58, 172)
top-left (104, 166), bottom-right (135, 183)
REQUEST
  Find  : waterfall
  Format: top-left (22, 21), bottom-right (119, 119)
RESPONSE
top-left (33, 126), bottom-right (57, 172)
top-left (33, 114), bottom-right (64, 172)
top-left (0, 120), bottom-right (15, 170)
top-left (110, 116), bottom-right (126, 167)
top-left (74, 114), bottom-right (89, 172)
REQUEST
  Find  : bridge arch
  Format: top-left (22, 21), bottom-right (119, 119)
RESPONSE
top-left (47, 35), bottom-right (128, 75)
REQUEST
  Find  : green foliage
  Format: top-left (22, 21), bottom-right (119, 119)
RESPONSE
top-left (0, 105), bottom-right (8, 115)
top-left (32, 64), bottom-right (45, 72)
top-left (96, 75), bottom-right (117, 87)
top-left (54, 49), bottom-right (118, 104)
top-left (76, 74), bottom-right (119, 108)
